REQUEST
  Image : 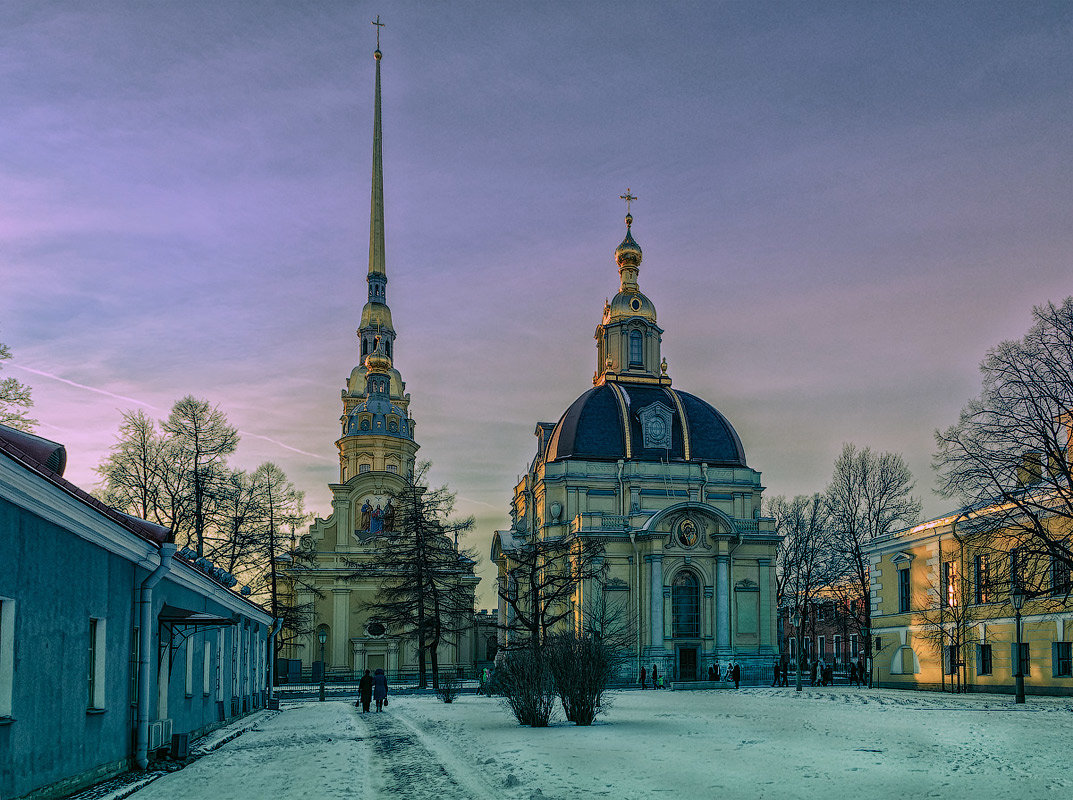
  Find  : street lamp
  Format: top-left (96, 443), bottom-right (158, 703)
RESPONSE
top-left (318, 628), bottom-right (328, 702)
top-left (1010, 585), bottom-right (1026, 704)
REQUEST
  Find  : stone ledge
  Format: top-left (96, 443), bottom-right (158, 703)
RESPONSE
top-left (670, 680), bottom-right (735, 690)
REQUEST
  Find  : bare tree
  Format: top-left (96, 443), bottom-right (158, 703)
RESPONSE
top-left (96, 409), bottom-right (168, 523)
top-left (345, 463), bottom-right (477, 689)
top-left (934, 297), bottom-right (1073, 602)
top-left (772, 493), bottom-right (834, 691)
top-left (826, 444), bottom-right (922, 685)
top-left (0, 340), bottom-right (37, 432)
top-left (163, 396), bottom-right (239, 557)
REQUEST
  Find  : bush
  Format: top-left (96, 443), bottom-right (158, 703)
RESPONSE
top-left (547, 631), bottom-right (617, 726)
top-left (436, 672), bottom-right (460, 703)
top-left (496, 647), bottom-right (556, 727)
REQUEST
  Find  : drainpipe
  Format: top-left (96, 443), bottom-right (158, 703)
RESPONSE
top-left (136, 542), bottom-right (175, 769)
top-left (727, 525), bottom-right (743, 667)
top-left (267, 617), bottom-right (283, 702)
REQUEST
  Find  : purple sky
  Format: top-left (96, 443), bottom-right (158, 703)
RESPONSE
top-left (4, 2), bottom-right (1072, 607)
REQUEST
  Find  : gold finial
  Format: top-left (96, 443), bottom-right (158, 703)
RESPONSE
top-left (372, 15), bottom-right (384, 57)
top-left (661, 357), bottom-right (668, 375)
top-left (619, 188), bottom-right (637, 226)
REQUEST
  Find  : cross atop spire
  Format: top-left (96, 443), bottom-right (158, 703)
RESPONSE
top-left (619, 188), bottom-right (637, 219)
top-left (372, 15), bottom-right (384, 52)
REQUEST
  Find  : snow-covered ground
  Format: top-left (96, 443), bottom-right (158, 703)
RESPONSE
top-left (128, 688), bottom-right (1073, 799)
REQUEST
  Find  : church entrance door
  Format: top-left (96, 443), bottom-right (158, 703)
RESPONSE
top-left (678, 646), bottom-right (698, 681)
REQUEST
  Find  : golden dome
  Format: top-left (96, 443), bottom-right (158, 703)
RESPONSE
top-left (615, 217), bottom-right (643, 269)
top-left (365, 350), bottom-right (392, 374)
top-left (359, 302), bottom-right (394, 332)
top-left (605, 289), bottom-right (657, 323)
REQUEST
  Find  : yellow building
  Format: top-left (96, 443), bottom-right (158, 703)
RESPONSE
top-left (867, 508), bottom-right (1073, 695)
top-left (283, 38), bottom-right (479, 679)
top-left (493, 204), bottom-right (780, 683)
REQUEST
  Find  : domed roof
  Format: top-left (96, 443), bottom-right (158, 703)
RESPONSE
top-left (545, 383), bottom-right (746, 466)
top-left (606, 289), bottom-right (657, 323)
top-left (360, 302), bottom-right (394, 332)
top-left (615, 224), bottom-right (642, 268)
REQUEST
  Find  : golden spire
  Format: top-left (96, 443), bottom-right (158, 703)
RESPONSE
top-left (368, 16), bottom-right (386, 276)
top-left (615, 188), bottom-right (643, 289)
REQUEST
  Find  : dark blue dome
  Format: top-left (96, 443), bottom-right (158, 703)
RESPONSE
top-left (545, 384), bottom-right (746, 465)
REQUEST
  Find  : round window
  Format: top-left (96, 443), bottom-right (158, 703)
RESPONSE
top-left (367, 621), bottom-right (386, 637)
top-left (631, 297), bottom-right (642, 311)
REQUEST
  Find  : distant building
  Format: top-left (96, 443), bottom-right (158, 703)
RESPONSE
top-left (281, 39), bottom-right (481, 680)
top-left (0, 424), bottom-right (271, 800)
top-left (493, 206), bottom-right (780, 683)
top-left (778, 592), bottom-right (866, 674)
top-left (866, 505), bottom-right (1073, 695)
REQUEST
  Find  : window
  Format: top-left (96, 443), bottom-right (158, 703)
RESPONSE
top-left (974, 554), bottom-right (991, 604)
top-left (1012, 642), bottom-right (1031, 676)
top-left (945, 645), bottom-right (959, 674)
top-left (817, 636), bottom-right (825, 660)
top-left (1052, 556), bottom-right (1071, 597)
top-left (671, 572), bottom-right (700, 638)
top-left (850, 634), bottom-right (859, 659)
top-left (185, 637), bottom-right (195, 697)
top-left (833, 635), bottom-right (842, 662)
top-left (628, 330), bottom-right (643, 367)
top-left (942, 561), bottom-right (957, 607)
top-left (1009, 548), bottom-right (1021, 588)
top-left (977, 643), bottom-right (993, 675)
top-left (359, 464), bottom-right (371, 474)
top-left (788, 637), bottom-right (796, 660)
top-left (88, 618), bottom-right (106, 709)
top-left (387, 464), bottom-right (398, 474)
top-left (0, 597), bottom-right (14, 718)
top-left (203, 639), bottom-right (212, 696)
top-left (898, 568), bottom-right (911, 612)
top-left (1053, 642), bottom-right (1072, 677)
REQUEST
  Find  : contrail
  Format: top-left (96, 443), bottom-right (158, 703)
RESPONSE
top-left (11, 362), bottom-right (332, 462)
top-left (238, 431), bottom-right (332, 462)
top-left (10, 363), bottom-right (158, 409)
top-left (459, 495), bottom-right (499, 510)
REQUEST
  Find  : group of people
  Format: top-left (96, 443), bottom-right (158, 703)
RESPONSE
top-left (770, 656), bottom-right (869, 687)
top-left (638, 664), bottom-right (665, 689)
top-left (639, 661), bottom-right (741, 689)
top-left (357, 667), bottom-right (389, 712)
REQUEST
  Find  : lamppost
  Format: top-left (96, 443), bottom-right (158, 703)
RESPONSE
top-left (318, 628), bottom-right (327, 702)
top-left (1010, 584), bottom-right (1026, 704)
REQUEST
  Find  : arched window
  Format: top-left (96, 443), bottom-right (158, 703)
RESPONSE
top-left (629, 330), bottom-right (643, 368)
top-left (672, 571), bottom-right (700, 638)
top-left (362, 339), bottom-right (368, 356)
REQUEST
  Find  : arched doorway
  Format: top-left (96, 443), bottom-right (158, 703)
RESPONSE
top-left (672, 571), bottom-right (700, 680)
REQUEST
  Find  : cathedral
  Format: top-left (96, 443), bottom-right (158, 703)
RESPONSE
top-left (492, 200), bottom-right (780, 682)
top-left (284, 36), bottom-right (479, 680)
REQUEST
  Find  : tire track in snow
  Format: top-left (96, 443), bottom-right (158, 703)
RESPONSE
top-left (357, 710), bottom-right (493, 799)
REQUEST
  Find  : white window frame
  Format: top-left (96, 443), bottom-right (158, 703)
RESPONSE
top-left (203, 638), bottom-right (212, 696)
top-left (817, 635), bottom-right (825, 660)
top-left (185, 636), bottom-right (195, 697)
top-left (0, 597), bottom-right (14, 718)
top-left (850, 634), bottom-right (859, 658)
top-left (833, 635), bottom-right (842, 662)
top-left (88, 617), bottom-right (107, 710)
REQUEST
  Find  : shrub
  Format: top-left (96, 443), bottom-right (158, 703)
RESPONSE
top-left (436, 672), bottom-right (460, 703)
top-left (496, 647), bottom-right (556, 727)
top-left (547, 631), bottom-right (618, 725)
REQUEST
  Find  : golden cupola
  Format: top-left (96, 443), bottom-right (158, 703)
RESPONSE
top-left (594, 194), bottom-right (668, 386)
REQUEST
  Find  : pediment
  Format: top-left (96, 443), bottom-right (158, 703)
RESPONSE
top-left (891, 551), bottom-right (916, 565)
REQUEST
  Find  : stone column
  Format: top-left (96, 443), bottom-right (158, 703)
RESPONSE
top-left (352, 640), bottom-right (365, 675)
top-left (388, 641), bottom-right (401, 674)
top-left (647, 554), bottom-right (664, 649)
top-left (716, 556), bottom-right (731, 650)
top-left (332, 589), bottom-right (351, 666)
top-left (758, 558), bottom-right (772, 648)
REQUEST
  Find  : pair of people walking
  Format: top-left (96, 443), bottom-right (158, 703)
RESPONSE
top-left (640, 664), bottom-right (665, 689)
top-left (357, 668), bottom-right (389, 712)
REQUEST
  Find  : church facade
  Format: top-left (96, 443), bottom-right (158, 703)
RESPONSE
top-left (283, 38), bottom-right (479, 680)
top-left (493, 205), bottom-right (780, 682)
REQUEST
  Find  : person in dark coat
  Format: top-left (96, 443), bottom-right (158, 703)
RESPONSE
top-left (373, 668), bottom-right (388, 712)
top-left (640, 666), bottom-right (647, 689)
top-left (708, 664), bottom-right (717, 682)
top-left (771, 658), bottom-right (780, 687)
top-left (731, 661), bottom-right (741, 689)
top-left (651, 664), bottom-right (659, 689)
top-left (358, 669), bottom-right (373, 713)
